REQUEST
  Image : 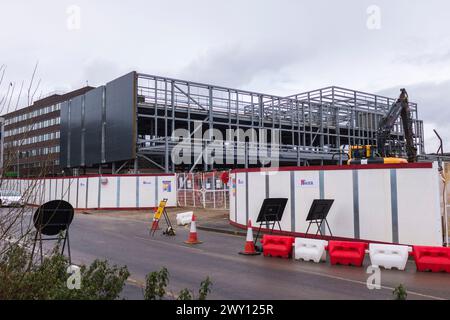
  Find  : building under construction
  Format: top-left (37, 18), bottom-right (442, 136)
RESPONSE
top-left (133, 74), bottom-right (425, 172)
top-left (2, 71), bottom-right (426, 175)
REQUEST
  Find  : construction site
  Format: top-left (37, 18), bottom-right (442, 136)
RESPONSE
top-left (1, 71), bottom-right (449, 302)
top-left (2, 1), bottom-right (450, 306)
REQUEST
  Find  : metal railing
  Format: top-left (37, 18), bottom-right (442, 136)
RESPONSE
top-left (176, 171), bottom-right (229, 210)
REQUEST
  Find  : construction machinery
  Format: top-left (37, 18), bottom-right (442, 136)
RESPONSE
top-left (348, 88), bottom-right (417, 165)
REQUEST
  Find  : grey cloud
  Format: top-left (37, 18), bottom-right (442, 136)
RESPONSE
top-left (394, 51), bottom-right (450, 66)
top-left (378, 80), bottom-right (450, 127)
top-left (178, 43), bottom-right (313, 90)
top-left (77, 59), bottom-right (124, 88)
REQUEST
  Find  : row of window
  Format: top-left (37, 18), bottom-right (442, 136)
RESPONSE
top-left (4, 131), bottom-right (60, 148)
top-left (18, 146), bottom-right (60, 158)
top-left (17, 159), bottom-right (60, 169)
top-left (5, 117), bottom-right (61, 137)
top-left (5, 104), bottom-right (61, 126)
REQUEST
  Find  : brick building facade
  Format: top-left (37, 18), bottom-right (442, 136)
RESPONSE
top-left (1, 87), bottom-right (93, 177)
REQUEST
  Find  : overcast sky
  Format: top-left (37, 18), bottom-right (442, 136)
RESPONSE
top-left (1, 0), bottom-right (449, 152)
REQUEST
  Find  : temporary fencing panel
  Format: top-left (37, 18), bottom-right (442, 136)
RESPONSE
top-left (4, 174), bottom-right (177, 209)
top-left (177, 171), bottom-right (229, 209)
top-left (230, 163), bottom-right (444, 247)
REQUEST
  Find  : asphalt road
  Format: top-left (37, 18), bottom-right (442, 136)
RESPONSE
top-left (3, 208), bottom-right (450, 300)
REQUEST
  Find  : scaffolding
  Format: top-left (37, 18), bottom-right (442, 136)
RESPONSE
top-left (135, 73), bottom-right (425, 173)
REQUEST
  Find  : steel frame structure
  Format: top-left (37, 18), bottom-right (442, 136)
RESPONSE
top-left (134, 72), bottom-right (425, 173)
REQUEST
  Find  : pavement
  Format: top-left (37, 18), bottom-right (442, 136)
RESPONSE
top-left (81, 207), bottom-right (246, 235)
top-left (3, 207), bottom-right (450, 300)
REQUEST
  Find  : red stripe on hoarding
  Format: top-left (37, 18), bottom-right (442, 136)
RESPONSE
top-left (3, 173), bottom-right (176, 181)
top-left (230, 162), bottom-right (432, 173)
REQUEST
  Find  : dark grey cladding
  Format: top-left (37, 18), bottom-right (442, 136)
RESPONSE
top-left (59, 72), bottom-right (137, 168)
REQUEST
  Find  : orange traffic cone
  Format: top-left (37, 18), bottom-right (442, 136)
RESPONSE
top-left (184, 214), bottom-right (202, 244)
top-left (239, 220), bottom-right (261, 255)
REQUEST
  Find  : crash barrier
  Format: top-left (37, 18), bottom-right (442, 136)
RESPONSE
top-left (230, 163), bottom-right (445, 246)
top-left (368, 243), bottom-right (411, 271)
top-left (326, 241), bottom-right (368, 267)
top-left (293, 238), bottom-right (328, 263)
top-left (412, 246), bottom-right (450, 273)
top-left (260, 236), bottom-right (449, 274)
top-left (176, 211), bottom-right (193, 226)
top-left (261, 235), bottom-right (295, 259)
top-left (2, 174), bottom-right (177, 209)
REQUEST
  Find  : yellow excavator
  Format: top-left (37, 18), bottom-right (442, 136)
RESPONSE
top-left (348, 89), bottom-right (417, 165)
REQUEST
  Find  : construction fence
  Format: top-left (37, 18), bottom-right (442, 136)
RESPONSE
top-left (176, 171), bottom-right (229, 209)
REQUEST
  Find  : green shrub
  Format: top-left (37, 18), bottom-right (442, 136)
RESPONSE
top-left (144, 267), bottom-right (212, 300)
top-left (144, 267), bottom-right (170, 300)
top-left (0, 244), bottom-right (129, 300)
top-left (393, 284), bottom-right (408, 300)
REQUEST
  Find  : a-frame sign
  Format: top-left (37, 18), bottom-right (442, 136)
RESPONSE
top-left (150, 198), bottom-right (175, 236)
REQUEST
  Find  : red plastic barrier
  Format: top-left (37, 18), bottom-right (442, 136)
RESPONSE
top-left (412, 246), bottom-right (450, 273)
top-left (326, 241), bottom-right (368, 267)
top-left (261, 235), bottom-right (295, 259)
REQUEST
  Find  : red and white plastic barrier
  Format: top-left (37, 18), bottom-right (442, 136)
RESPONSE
top-left (261, 235), bottom-right (295, 259)
top-left (293, 238), bottom-right (328, 263)
top-left (325, 241), bottom-right (368, 267)
top-left (368, 243), bottom-right (411, 271)
top-left (412, 246), bottom-right (450, 273)
top-left (176, 211), bottom-right (193, 226)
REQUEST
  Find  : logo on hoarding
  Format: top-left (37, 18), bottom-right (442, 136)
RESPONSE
top-left (142, 180), bottom-right (152, 185)
top-left (162, 181), bottom-right (172, 192)
top-left (238, 179), bottom-right (244, 185)
top-left (297, 178), bottom-right (317, 188)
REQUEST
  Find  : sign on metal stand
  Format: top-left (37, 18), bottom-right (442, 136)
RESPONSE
top-left (31, 200), bottom-right (74, 265)
top-left (150, 198), bottom-right (175, 237)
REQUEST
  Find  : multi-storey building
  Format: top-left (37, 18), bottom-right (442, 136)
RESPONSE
top-left (1, 87), bottom-right (93, 177)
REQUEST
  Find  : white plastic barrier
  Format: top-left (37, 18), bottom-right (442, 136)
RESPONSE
top-left (293, 238), bottom-right (328, 263)
top-left (176, 211), bottom-right (193, 226)
top-left (368, 243), bottom-right (412, 270)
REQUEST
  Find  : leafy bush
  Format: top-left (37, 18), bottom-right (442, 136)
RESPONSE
top-left (0, 244), bottom-right (129, 300)
top-left (198, 276), bottom-right (212, 300)
top-left (144, 267), bottom-right (170, 300)
top-left (144, 267), bottom-right (212, 300)
top-left (0, 245), bottom-right (211, 300)
top-left (177, 288), bottom-right (193, 300)
top-left (393, 284), bottom-right (408, 300)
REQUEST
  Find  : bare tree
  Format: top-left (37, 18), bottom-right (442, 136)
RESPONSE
top-left (0, 62), bottom-right (49, 261)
